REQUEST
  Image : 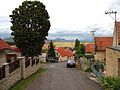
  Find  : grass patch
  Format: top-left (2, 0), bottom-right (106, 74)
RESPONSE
top-left (9, 68), bottom-right (47, 90)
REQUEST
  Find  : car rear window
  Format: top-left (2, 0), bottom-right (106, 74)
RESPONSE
top-left (68, 60), bottom-right (75, 63)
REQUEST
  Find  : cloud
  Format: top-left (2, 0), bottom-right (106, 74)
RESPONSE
top-left (0, 14), bottom-right (114, 41)
top-left (48, 24), bottom-right (114, 40)
top-left (0, 16), bottom-right (11, 33)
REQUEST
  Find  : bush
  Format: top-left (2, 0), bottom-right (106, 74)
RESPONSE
top-left (100, 77), bottom-right (120, 89)
top-left (6, 41), bottom-right (15, 45)
top-left (84, 68), bottom-right (92, 72)
top-left (84, 55), bottom-right (94, 58)
top-left (77, 54), bottom-right (85, 58)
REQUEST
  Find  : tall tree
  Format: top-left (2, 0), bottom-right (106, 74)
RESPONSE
top-left (47, 41), bottom-right (56, 59)
top-left (10, 1), bottom-right (50, 57)
top-left (79, 44), bottom-right (85, 54)
top-left (74, 39), bottom-right (80, 50)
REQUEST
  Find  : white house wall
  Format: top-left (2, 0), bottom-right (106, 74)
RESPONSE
top-left (0, 52), bottom-right (6, 67)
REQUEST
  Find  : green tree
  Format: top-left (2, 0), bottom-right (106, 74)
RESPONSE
top-left (79, 44), bottom-right (85, 54)
top-left (74, 39), bottom-right (80, 50)
top-left (10, 1), bottom-right (50, 57)
top-left (47, 41), bottom-right (56, 59)
top-left (76, 49), bottom-right (81, 54)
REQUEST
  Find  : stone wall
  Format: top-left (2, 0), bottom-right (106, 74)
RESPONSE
top-left (106, 48), bottom-right (120, 77)
top-left (22, 57), bottom-right (40, 79)
top-left (0, 57), bottom-right (41, 90)
top-left (95, 51), bottom-right (105, 61)
top-left (0, 68), bottom-right (22, 90)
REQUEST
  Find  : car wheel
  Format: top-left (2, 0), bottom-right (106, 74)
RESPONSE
top-left (66, 65), bottom-right (69, 68)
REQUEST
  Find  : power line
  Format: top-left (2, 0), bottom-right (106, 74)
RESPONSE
top-left (105, 11), bottom-right (118, 46)
top-left (108, 0), bottom-right (119, 11)
top-left (105, 11), bottom-right (117, 21)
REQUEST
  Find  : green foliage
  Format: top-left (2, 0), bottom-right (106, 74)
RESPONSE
top-left (84, 68), bottom-right (92, 72)
top-left (6, 41), bottom-right (15, 46)
top-left (76, 49), bottom-right (81, 54)
top-left (84, 55), bottom-right (94, 58)
top-left (10, 1), bottom-right (50, 57)
top-left (100, 77), bottom-right (120, 89)
top-left (79, 44), bottom-right (85, 54)
top-left (47, 41), bottom-right (56, 59)
top-left (74, 39), bottom-right (80, 50)
top-left (77, 54), bottom-right (85, 58)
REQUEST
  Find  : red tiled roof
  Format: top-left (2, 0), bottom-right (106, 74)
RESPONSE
top-left (0, 38), bottom-right (11, 50)
top-left (56, 48), bottom-right (73, 57)
top-left (95, 37), bottom-right (113, 51)
top-left (64, 50), bottom-right (73, 57)
top-left (56, 48), bottom-right (66, 56)
top-left (85, 44), bottom-right (94, 53)
top-left (11, 47), bottom-right (22, 53)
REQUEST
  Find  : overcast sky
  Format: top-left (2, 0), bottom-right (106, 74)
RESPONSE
top-left (0, 0), bottom-right (119, 40)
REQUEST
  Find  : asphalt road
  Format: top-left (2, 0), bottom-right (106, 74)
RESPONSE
top-left (26, 62), bottom-right (103, 90)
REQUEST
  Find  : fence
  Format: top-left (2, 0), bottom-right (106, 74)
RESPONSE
top-left (9, 59), bottom-right (20, 74)
top-left (0, 66), bottom-right (5, 80)
top-left (0, 56), bottom-right (41, 90)
top-left (25, 58), bottom-right (30, 68)
top-left (32, 58), bottom-right (35, 66)
top-left (91, 66), bottom-right (104, 79)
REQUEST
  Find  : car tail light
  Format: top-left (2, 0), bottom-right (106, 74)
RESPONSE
top-left (75, 63), bottom-right (78, 65)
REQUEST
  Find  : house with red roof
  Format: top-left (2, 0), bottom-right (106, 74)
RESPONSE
top-left (94, 37), bottom-right (113, 61)
top-left (0, 38), bottom-right (22, 66)
top-left (105, 22), bottom-right (120, 77)
top-left (85, 44), bottom-right (94, 54)
top-left (56, 48), bottom-right (74, 61)
top-left (0, 38), bottom-right (11, 66)
top-left (6, 47), bottom-right (22, 62)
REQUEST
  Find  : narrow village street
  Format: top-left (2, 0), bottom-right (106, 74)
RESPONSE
top-left (26, 62), bottom-right (103, 90)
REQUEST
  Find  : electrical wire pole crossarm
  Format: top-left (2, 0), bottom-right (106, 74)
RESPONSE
top-left (105, 11), bottom-right (117, 46)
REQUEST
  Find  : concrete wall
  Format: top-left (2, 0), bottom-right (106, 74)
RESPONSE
top-left (0, 57), bottom-right (41, 90)
top-left (59, 56), bottom-right (68, 61)
top-left (39, 53), bottom-right (46, 62)
top-left (106, 48), bottom-right (120, 77)
top-left (95, 51), bottom-right (105, 61)
top-left (0, 51), bottom-right (6, 67)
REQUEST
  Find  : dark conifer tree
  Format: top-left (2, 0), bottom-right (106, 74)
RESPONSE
top-left (74, 39), bottom-right (80, 50)
top-left (47, 41), bottom-right (56, 59)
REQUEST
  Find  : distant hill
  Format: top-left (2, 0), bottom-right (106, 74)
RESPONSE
top-left (49, 38), bottom-right (75, 42)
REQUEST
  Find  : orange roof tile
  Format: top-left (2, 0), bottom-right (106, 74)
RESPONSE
top-left (0, 38), bottom-right (11, 50)
top-left (64, 50), bottom-right (73, 57)
top-left (85, 44), bottom-right (94, 53)
top-left (56, 48), bottom-right (73, 57)
top-left (95, 37), bottom-right (113, 51)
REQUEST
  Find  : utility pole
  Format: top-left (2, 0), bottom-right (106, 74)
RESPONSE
top-left (105, 11), bottom-right (117, 46)
top-left (90, 30), bottom-right (96, 54)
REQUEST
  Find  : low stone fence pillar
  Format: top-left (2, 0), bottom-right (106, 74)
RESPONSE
top-left (19, 57), bottom-right (26, 79)
top-left (2, 63), bottom-right (9, 77)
